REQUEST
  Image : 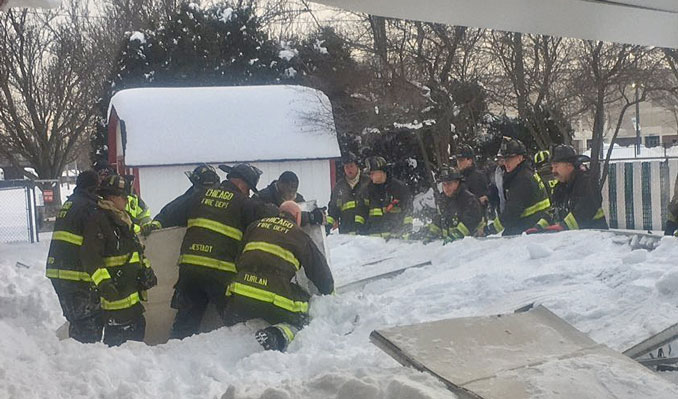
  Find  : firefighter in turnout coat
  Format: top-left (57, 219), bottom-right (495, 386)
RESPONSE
top-left (167, 163), bottom-right (276, 339)
top-left (257, 170), bottom-right (325, 227)
top-left (80, 175), bottom-right (158, 346)
top-left (46, 170), bottom-right (104, 343)
top-left (327, 152), bottom-right (371, 234)
top-left (426, 168), bottom-right (484, 242)
top-left (488, 137), bottom-right (551, 236)
top-left (527, 145), bottom-right (608, 233)
top-left (455, 145), bottom-right (489, 204)
top-left (357, 156), bottom-right (413, 239)
top-left (665, 173), bottom-right (678, 236)
top-left (257, 171), bottom-right (306, 206)
top-left (534, 150), bottom-right (558, 198)
top-left (93, 160), bottom-right (151, 234)
top-left (223, 201), bottom-right (334, 351)
top-left (125, 186), bottom-right (152, 235)
top-left (142, 164), bottom-right (221, 235)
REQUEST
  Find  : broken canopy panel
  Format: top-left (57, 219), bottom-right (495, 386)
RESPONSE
top-left (0, 0), bottom-right (60, 11)
top-left (311, 0), bottom-right (678, 48)
top-left (371, 305), bottom-right (678, 398)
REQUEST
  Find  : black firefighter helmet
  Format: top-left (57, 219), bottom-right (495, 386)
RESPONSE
top-left (497, 136), bottom-right (527, 158)
top-left (186, 164), bottom-right (220, 187)
top-left (551, 144), bottom-right (590, 165)
top-left (98, 174), bottom-right (129, 197)
top-left (455, 144), bottom-right (475, 160)
top-left (534, 150), bottom-right (551, 167)
top-left (437, 167), bottom-right (464, 183)
top-left (364, 156), bottom-right (390, 173)
top-left (93, 159), bottom-right (115, 180)
top-left (219, 163), bottom-right (263, 193)
top-left (342, 151), bottom-right (360, 166)
top-left (75, 170), bottom-right (99, 192)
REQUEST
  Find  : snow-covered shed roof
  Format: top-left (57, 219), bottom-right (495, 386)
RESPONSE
top-left (109, 86), bottom-right (341, 167)
top-left (313, 0), bottom-right (678, 48)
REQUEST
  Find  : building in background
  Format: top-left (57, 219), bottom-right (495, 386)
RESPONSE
top-left (573, 96), bottom-right (678, 156)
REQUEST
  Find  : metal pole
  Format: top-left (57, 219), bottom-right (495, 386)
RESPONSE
top-left (635, 84), bottom-right (641, 156)
top-left (32, 186), bottom-right (39, 242)
top-left (25, 186), bottom-right (34, 243)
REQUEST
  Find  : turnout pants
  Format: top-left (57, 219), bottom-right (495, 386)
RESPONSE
top-left (170, 266), bottom-right (232, 339)
top-left (52, 281), bottom-right (103, 344)
top-left (222, 284), bottom-right (309, 350)
top-left (103, 313), bottom-right (146, 347)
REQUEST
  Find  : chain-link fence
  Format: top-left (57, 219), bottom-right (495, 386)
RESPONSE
top-left (0, 181), bottom-right (39, 243)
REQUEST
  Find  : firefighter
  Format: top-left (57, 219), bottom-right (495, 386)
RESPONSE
top-left (534, 150), bottom-right (558, 197)
top-left (257, 171), bottom-right (305, 206)
top-left (357, 156), bottom-right (413, 239)
top-left (665, 174), bottom-right (678, 236)
top-left (256, 170), bottom-right (325, 226)
top-left (46, 170), bottom-right (103, 343)
top-left (223, 201), bottom-right (334, 351)
top-left (81, 175), bottom-right (157, 346)
top-left (326, 152), bottom-right (370, 234)
top-left (169, 163), bottom-right (276, 339)
top-left (141, 163), bottom-right (220, 235)
top-left (527, 145), bottom-right (608, 233)
top-left (425, 167), bottom-right (484, 242)
top-left (455, 144), bottom-right (489, 205)
top-left (124, 176), bottom-right (152, 235)
top-left (487, 137), bottom-right (551, 236)
top-left (93, 160), bottom-right (151, 234)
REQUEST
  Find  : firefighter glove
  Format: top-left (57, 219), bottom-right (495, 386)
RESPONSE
top-left (137, 266), bottom-right (158, 290)
top-left (309, 207), bottom-right (326, 225)
top-left (140, 221), bottom-right (162, 237)
top-left (98, 280), bottom-right (120, 302)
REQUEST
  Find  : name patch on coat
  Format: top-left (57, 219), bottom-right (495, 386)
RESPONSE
top-left (244, 273), bottom-right (268, 286)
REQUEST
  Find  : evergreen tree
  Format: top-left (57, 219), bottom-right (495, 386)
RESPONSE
top-left (112, 2), bottom-right (290, 90)
top-left (92, 1), bottom-right (298, 161)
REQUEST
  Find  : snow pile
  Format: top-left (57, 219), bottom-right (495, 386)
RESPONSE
top-left (517, 353), bottom-right (675, 399)
top-left (2, 231), bottom-right (678, 398)
top-left (657, 271), bottom-right (678, 297)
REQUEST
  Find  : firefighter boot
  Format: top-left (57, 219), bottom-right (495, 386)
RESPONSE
top-left (255, 323), bottom-right (298, 352)
top-left (255, 326), bottom-right (286, 351)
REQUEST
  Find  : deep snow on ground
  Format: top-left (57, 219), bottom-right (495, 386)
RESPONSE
top-left (1, 231), bottom-right (678, 398)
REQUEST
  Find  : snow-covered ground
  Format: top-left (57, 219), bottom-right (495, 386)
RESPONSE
top-left (1, 231), bottom-right (678, 398)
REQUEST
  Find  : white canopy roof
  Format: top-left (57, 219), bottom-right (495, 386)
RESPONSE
top-left (0, 0), bottom-right (60, 11)
top-left (312, 0), bottom-right (678, 48)
top-left (109, 86), bottom-right (341, 167)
